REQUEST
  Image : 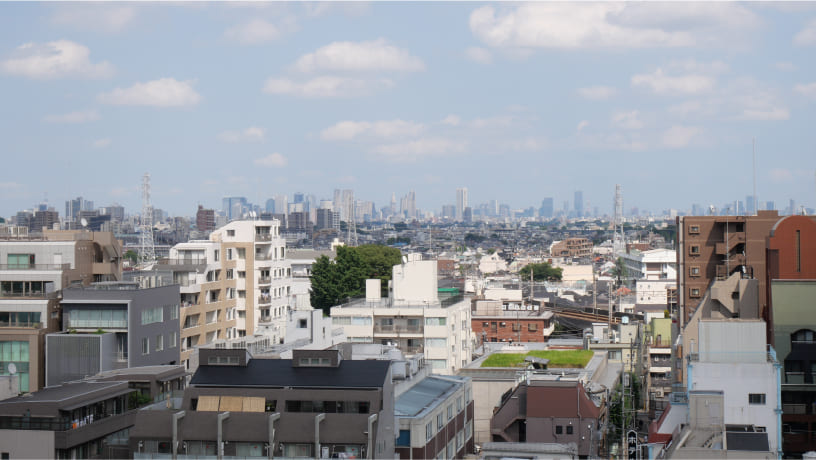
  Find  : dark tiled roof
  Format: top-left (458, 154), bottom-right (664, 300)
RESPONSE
top-left (526, 382), bottom-right (600, 419)
top-left (190, 359), bottom-right (390, 388)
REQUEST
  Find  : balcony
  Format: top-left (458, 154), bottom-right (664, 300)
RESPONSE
top-left (257, 276), bottom-right (271, 285)
top-left (0, 289), bottom-right (57, 299)
top-left (0, 263), bottom-right (68, 271)
top-left (0, 320), bottom-right (42, 328)
top-left (373, 324), bottom-right (424, 334)
top-left (254, 253), bottom-right (272, 261)
top-left (255, 233), bottom-right (272, 242)
top-left (715, 233), bottom-right (746, 255)
top-left (783, 403), bottom-right (809, 415)
top-left (258, 295), bottom-right (272, 305)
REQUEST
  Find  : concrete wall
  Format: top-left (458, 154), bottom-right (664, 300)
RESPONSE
top-left (393, 260), bottom-right (437, 306)
top-left (0, 429), bottom-right (55, 458)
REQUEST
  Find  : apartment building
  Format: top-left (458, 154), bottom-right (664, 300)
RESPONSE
top-left (330, 256), bottom-right (473, 375)
top-left (676, 211), bottom-right (816, 325)
top-left (620, 248), bottom-right (677, 280)
top-left (161, 220), bottom-right (291, 369)
top-left (46, 283), bottom-right (180, 386)
top-left (472, 300), bottom-right (555, 344)
top-left (0, 229), bottom-right (122, 392)
top-left (550, 238), bottom-right (593, 258)
top-left (129, 348), bottom-right (395, 459)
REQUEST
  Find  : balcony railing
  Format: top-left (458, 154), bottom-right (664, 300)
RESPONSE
top-left (255, 233), bottom-right (272, 242)
top-left (0, 263), bottom-right (68, 271)
top-left (258, 277), bottom-right (271, 284)
top-left (258, 295), bottom-right (272, 305)
top-left (373, 324), bottom-right (424, 334)
top-left (0, 290), bottom-right (57, 299)
top-left (67, 319), bottom-right (127, 329)
top-left (161, 258), bottom-right (207, 266)
top-left (0, 320), bottom-right (42, 328)
top-left (255, 253), bottom-right (272, 261)
top-left (783, 403), bottom-right (809, 415)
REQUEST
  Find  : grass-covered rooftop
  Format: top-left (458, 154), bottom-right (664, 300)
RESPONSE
top-left (480, 349), bottom-right (594, 368)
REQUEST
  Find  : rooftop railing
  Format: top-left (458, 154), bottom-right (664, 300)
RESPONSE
top-left (0, 263), bottom-right (69, 271)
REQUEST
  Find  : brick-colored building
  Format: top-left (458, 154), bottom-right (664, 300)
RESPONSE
top-left (550, 238), bottom-right (592, 258)
top-left (472, 311), bottom-right (554, 344)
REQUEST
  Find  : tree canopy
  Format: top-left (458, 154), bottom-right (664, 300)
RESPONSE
top-left (309, 245), bottom-right (403, 314)
top-left (519, 262), bottom-right (563, 281)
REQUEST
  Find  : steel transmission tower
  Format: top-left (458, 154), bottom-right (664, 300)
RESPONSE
top-left (346, 191), bottom-right (358, 247)
top-left (614, 184), bottom-right (624, 253)
top-left (139, 173), bottom-right (156, 265)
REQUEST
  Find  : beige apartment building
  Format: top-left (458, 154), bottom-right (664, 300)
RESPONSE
top-left (163, 220), bottom-right (291, 369)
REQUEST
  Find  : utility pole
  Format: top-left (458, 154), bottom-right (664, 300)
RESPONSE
top-left (608, 283), bottom-right (613, 340)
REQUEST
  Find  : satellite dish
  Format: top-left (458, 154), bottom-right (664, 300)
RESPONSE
top-left (80, 218), bottom-right (88, 228)
top-left (7, 363), bottom-right (17, 375)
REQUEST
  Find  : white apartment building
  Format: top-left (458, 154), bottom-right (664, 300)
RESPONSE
top-left (331, 256), bottom-right (473, 374)
top-left (619, 248), bottom-right (677, 281)
top-left (167, 220), bottom-right (291, 368)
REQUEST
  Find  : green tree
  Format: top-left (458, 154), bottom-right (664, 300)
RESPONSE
top-left (610, 256), bottom-right (628, 288)
top-left (124, 250), bottom-right (138, 264)
top-left (309, 245), bottom-right (402, 315)
top-left (519, 262), bottom-right (563, 281)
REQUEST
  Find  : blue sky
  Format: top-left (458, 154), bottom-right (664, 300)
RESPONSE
top-left (1, 2), bottom-right (816, 218)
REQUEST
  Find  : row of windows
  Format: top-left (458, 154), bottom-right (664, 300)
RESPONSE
top-left (284, 400), bottom-right (370, 413)
top-left (481, 321), bottom-right (541, 332)
top-left (141, 333), bottom-right (178, 355)
top-left (425, 391), bottom-right (469, 441)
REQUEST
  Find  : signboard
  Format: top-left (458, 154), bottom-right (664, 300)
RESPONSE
top-left (627, 430), bottom-right (639, 460)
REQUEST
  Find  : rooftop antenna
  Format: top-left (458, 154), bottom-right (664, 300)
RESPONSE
top-left (139, 173), bottom-right (156, 265)
top-left (347, 191), bottom-right (357, 247)
top-left (752, 138), bottom-right (758, 216)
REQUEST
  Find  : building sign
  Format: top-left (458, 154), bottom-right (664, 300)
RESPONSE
top-left (627, 430), bottom-right (639, 460)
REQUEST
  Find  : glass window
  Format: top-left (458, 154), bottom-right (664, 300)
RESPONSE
top-left (142, 338), bottom-right (149, 355)
top-left (437, 413), bottom-right (443, 431)
top-left (426, 422), bottom-right (433, 441)
top-left (155, 335), bottom-right (164, 351)
top-left (447, 404), bottom-right (453, 420)
top-left (425, 317), bottom-right (446, 326)
top-left (749, 393), bottom-right (766, 405)
top-left (567, 425), bottom-right (573, 434)
top-left (426, 338), bottom-right (447, 348)
top-left (556, 425), bottom-right (563, 434)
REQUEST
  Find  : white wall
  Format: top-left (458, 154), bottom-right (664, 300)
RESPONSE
top-left (393, 260), bottom-right (437, 306)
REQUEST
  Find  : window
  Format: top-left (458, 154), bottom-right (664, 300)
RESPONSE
top-left (426, 317), bottom-right (446, 326)
top-left (457, 396), bottom-right (463, 413)
top-left (428, 359), bottom-right (447, 370)
top-left (213, 250), bottom-right (219, 262)
top-left (170, 304), bottom-right (179, 320)
top-left (437, 413), bottom-right (444, 431)
top-left (227, 249), bottom-right (234, 260)
top-left (690, 266), bottom-right (700, 277)
top-left (792, 329), bottom-right (816, 343)
top-left (528, 323), bottom-right (538, 332)
top-left (556, 425), bottom-right (563, 434)
top-left (796, 230), bottom-right (801, 272)
top-left (608, 350), bottom-right (621, 360)
top-left (690, 245), bottom-right (700, 255)
top-left (169, 332), bottom-right (177, 348)
top-left (690, 288), bottom-right (701, 298)
top-left (141, 307), bottom-right (163, 325)
top-left (689, 225), bottom-right (700, 234)
top-left (397, 430), bottom-right (411, 447)
top-left (566, 425), bottom-right (573, 434)
top-left (749, 393), bottom-right (766, 405)
top-left (426, 338), bottom-right (447, 348)
top-left (426, 422), bottom-right (433, 441)
top-left (142, 338), bottom-right (149, 355)
top-left (226, 229), bottom-right (235, 237)
top-left (7, 254), bottom-right (34, 268)
top-left (226, 269), bottom-right (234, 280)
top-left (447, 404), bottom-right (454, 420)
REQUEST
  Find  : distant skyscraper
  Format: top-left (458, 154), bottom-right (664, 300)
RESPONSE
top-left (65, 196), bottom-right (92, 224)
top-left (540, 198), bottom-right (553, 218)
top-left (441, 204), bottom-right (456, 219)
top-left (222, 196), bottom-right (247, 221)
top-left (692, 204), bottom-right (703, 216)
top-left (766, 201), bottom-right (775, 211)
top-left (293, 192), bottom-right (304, 204)
top-left (574, 191), bottom-right (583, 217)
top-left (455, 188), bottom-right (468, 221)
top-left (745, 195), bottom-right (755, 215)
top-left (196, 205), bottom-right (216, 233)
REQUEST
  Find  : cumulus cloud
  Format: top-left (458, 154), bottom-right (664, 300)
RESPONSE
top-left (631, 68), bottom-right (716, 94)
top-left (1, 40), bottom-right (114, 79)
top-left (577, 86), bottom-right (617, 100)
top-left (92, 138), bottom-right (111, 149)
top-left (662, 125), bottom-right (700, 148)
top-left (224, 18), bottom-right (297, 44)
top-left (292, 38), bottom-right (424, 73)
top-left (794, 82), bottom-right (816, 98)
top-left (263, 76), bottom-right (393, 98)
top-left (98, 78), bottom-right (201, 107)
top-left (43, 109), bottom-right (99, 124)
top-left (373, 138), bottom-right (467, 160)
top-left (441, 115), bottom-right (461, 126)
top-left (465, 47), bottom-right (492, 64)
top-left (320, 119), bottom-right (424, 141)
top-left (577, 120), bottom-right (590, 132)
top-left (218, 126), bottom-right (266, 143)
top-left (50, 4), bottom-right (137, 33)
top-left (794, 19), bottom-right (816, 45)
top-left (774, 61), bottom-right (796, 72)
top-left (254, 153), bottom-right (288, 167)
top-left (612, 110), bottom-right (644, 130)
top-left (469, 3), bottom-right (760, 50)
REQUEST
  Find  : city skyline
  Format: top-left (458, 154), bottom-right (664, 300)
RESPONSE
top-left (1, 3), bottom-right (816, 217)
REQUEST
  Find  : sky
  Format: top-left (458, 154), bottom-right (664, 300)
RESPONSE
top-left (1, 1), bottom-right (816, 218)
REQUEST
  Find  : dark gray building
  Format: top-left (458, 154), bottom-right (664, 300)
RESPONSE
top-left (130, 348), bottom-right (395, 459)
top-left (47, 283), bottom-right (180, 386)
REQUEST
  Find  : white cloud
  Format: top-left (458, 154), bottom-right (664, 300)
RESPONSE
top-left (254, 153), bottom-right (288, 167)
top-left (470, 115), bottom-right (514, 129)
top-left (731, 79), bottom-right (789, 120)
top-left (1, 40), bottom-right (114, 79)
top-left (794, 82), bottom-right (816, 98)
top-left (43, 109), bottom-right (99, 124)
top-left (374, 138), bottom-right (467, 160)
top-left (662, 125), bottom-right (700, 148)
top-left (469, 3), bottom-right (759, 50)
top-left (612, 110), bottom-right (644, 130)
top-left (92, 138), bottom-right (111, 149)
top-left (739, 107), bottom-right (790, 121)
top-left (465, 47), bottom-right (492, 64)
top-left (303, 2), bottom-right (370, 17)
top-left (577, 120), bottom-right (590, 132)
top-left (98, 78), bottom-right (201, 107)
top-left (774, 61), bottom-right (797, 72)
top-left (50, 5), bottom-right (136, 33)
top-left (218, 126), bottom-right (266, 143)
top-left (504, 137), bottom-right (548, 152)
top-left (224, 18), bottom-right (296, 44)
top-left (631, 68), bottom-right (715, 94)
top-left (321, 120), bottom-right (424, 141)
top-left (441, 115), bottom-right (461, 126)
top-left (794, 19), bottom-right (816, 45)
top-left (0, 182), bottom-right (22, 190)
top-left (292, 38), bottom-right (424, 73)
top-left (769, 168), bottom-right (794, 183)
top-left (263, 76), bottom-right (393, 98)
top-left (577, 86), bottom-right (617, 100)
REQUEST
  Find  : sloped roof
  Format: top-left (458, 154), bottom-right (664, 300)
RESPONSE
top-left (191, 359), bottom-right (390, 389)
top-left (526, 381), bottom-right (600, 419)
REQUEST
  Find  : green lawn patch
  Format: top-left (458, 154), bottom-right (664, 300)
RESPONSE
top-left (480, 349), bottom-right (594, 368)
